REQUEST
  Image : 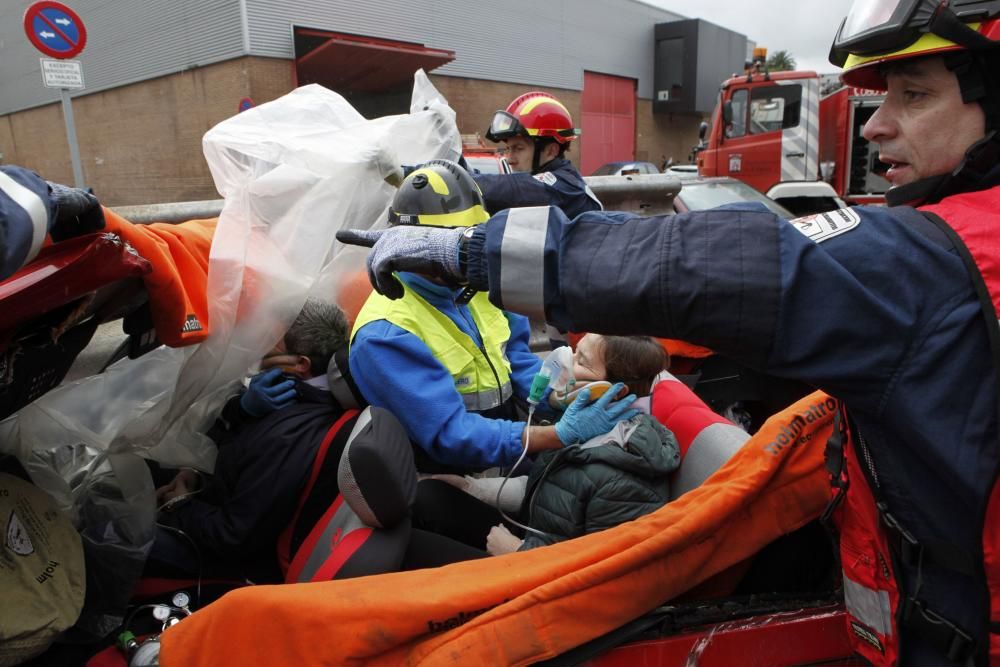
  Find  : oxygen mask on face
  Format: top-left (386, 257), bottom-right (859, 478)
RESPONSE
top-left (543, 345), bottom-right (614, 409)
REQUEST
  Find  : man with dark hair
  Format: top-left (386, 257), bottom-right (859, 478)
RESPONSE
top-left (151, 298), bottom-right (355, 581)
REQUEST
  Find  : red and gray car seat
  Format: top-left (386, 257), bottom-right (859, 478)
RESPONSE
top-left (278, 349), bottom-right (418, 583)
top-left (650, 371), bottom-right (750, 499)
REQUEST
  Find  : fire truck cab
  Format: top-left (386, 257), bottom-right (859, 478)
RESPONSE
top-left (697, 69), bottom-right (889, 213)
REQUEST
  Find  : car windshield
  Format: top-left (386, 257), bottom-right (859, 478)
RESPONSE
top-left (591, 163), bottom-right (621, 176)
top-left (465, 156), bottom-right (505, 175)
top-left (592, 162), bottom-right (658, 176)
top-left (678, 180), bottom-right (794, 218)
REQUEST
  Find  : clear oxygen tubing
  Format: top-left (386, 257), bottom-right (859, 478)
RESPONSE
top-left (496, 404), bottom-right (552, 539)
top-left (495, 357), bottom-right (564, 540)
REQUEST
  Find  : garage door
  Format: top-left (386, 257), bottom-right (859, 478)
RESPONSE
top-left (580, 71), bottom-right (636, 176)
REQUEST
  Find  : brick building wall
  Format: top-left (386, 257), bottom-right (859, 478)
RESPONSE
top-left (0, 58), bottom-right (704, 205)
top-left (0, 57), bottom-right (293, 205)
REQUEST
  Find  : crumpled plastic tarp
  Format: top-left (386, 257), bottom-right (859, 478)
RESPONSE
top-left (0, 71), bottom-right (460, 634)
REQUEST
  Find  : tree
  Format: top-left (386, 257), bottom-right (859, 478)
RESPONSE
top-left (766, 50), bottom-right (797, 72)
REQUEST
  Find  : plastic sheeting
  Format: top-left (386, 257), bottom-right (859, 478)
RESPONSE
top-left (0, 71), bottom-right (461, 632)
top-left (137, 71), bottom-right (460, 468)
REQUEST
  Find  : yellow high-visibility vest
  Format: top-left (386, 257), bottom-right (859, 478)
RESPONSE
top-left (352, 283), bottom-right (513, 411)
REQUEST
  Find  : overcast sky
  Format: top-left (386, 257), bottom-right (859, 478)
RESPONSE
top-left (644, 0), bottom-right (856, 73)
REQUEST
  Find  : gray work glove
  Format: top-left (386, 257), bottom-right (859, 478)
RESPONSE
top-left (46, 181), bottom-right (105, 242)
top-left (336, 226), bottom-right (466, 299)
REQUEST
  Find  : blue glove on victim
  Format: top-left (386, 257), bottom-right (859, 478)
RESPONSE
top-left (240, 367), bottom-right (298, 417)
top-left (554, 382), bottom-right (639, 446)
top-left (335, 226), bottom-right (466, 299)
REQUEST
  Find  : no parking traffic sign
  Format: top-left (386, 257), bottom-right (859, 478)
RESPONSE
top-left (23, 1), bottom-right (87, 59)
top-left (22, 1), bottom-right (88, 188)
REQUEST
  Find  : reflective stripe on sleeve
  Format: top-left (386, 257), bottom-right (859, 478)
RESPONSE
top-left (462, 381), bottom-right (513, 411)
top-left (843, 574), bottom-right (893, 636)
top-left (0, 170), bottom-right (48, 266)
top-left (499, 207), bottom-right (549, 320)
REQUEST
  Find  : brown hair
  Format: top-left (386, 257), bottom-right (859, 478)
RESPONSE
top-left (600, 336), bottom-right (670, 396)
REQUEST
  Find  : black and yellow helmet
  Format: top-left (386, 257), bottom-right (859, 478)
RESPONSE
top-left (388, 160), bottom-right (489, 228)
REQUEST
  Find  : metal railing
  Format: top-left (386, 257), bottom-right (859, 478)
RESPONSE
top-left (111, 174), bottom-right (682, 223)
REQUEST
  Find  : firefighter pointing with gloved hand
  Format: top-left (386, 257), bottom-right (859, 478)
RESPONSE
top-left (340, 2), bottom-right (1000, 663)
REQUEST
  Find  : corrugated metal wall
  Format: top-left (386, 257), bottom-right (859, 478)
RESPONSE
top-left (245, 0), bottom-right (680, 97)
top-left (0, 0), bottom-right (245, 116)
top-left (0, 0), bottom-right (684, 117)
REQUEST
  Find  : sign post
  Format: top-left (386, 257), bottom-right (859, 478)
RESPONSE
top-left (23, 1), bottom-right (88, 188)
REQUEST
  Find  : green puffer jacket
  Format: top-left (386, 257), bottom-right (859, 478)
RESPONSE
top-left (518, 415), bottom-right (680, 551)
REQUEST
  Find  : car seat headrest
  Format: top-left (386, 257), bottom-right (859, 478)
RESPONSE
top-left (337, 407), bottom-right (416, 528)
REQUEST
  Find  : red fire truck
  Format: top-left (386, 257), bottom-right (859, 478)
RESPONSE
top-left (696, 69), bottom-right (889, 214)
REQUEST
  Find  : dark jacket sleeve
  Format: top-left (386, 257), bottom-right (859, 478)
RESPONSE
top-left (162, 403), bottom-right (323, 560)
top-left (473, 166), bottom-right (601, 218)
top-left (0, 166), bottom-right (56, 280)
top-left (473, 172), bottom-right (557, 213)
top-left (472, 204), bottom-right (783, 370)
top-left (471, 202), bottom-right (970, 411)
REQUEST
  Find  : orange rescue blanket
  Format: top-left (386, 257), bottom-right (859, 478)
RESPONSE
top-left (160, 390), bottom-right (838, 666)
top-left (102, 209), bottom-right (215, 347)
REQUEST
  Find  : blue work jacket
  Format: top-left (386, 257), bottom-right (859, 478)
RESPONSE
top-left (466, 195), bottom-right (1000, 665)
top-left (350, 272), bottom-right (541, 469)
top-left (473, 158), bottom-right (602, 219)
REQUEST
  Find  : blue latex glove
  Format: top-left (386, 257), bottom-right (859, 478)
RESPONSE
top-left (554, 383), bottom-right (639, 446)
top-left (336, 226), bottom-right (466, 299)
top-left (240, 367), bottom-right (298, 417)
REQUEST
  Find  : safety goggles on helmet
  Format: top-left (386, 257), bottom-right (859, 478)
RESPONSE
top-left (484, 109), bottom-right (581, 144)
top-left (484, 111), bottom-right (525, 143)
top-left (830, 0), bottom-right (1000, 67)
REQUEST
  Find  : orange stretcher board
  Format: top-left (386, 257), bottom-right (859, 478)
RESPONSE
top-left (160, 390), bottom-right (837, 666)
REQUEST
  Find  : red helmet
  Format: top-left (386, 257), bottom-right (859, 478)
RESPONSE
top-left (831, 0), bottom-right (1000, 89)
top-left (485, 92), bottom-right (580, 145)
